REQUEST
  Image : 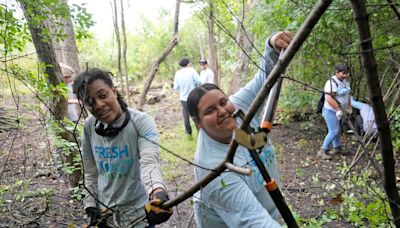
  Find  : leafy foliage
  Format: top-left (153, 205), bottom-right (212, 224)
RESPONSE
top-left (0, 3), bottom-right (30, 53)
top-left (158, 120), bottom-right (197, 180)
top-left (50, 118), bottom-right (83, 175)
top-left (0, 179), bottom-right (54, 212)
top-left (279, 82), bottom-right (318, 119)
top-left (338, 170), bottom-right (392, 227)
top-left (390, 107), bottom-right (400, 152)
top-left (251, 0), bottom-right (400, 118)
top-left (1, 0), bottom-right (93, 60)
top-left (296, 168), bottom-right (392, 227)
top-left (70, 3), bottom-right (95, 40)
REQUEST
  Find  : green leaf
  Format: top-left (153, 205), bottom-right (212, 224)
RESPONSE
top-left (220, 179), bottom-right (227, 189)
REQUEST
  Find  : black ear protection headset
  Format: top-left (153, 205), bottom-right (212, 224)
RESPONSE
top-left (94, 111), bottom-right (130, 137)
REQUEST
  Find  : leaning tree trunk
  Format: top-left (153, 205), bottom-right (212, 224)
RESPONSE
top-left (350, 0), bottom-right (400, 226)
top-left (20, 1), bottom-right (81, 187)
top-left (137, 0), bottom-right (181, 111)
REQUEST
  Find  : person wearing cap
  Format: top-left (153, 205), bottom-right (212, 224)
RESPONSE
top-left (59, 62), bottom-right (80, 123)
top-left (351, 96), bottom-right (377, 136)
top-left (173, 58), bottom-right (201, 139)
top-left (199, 59), bottom-right (215, 84)
top-left (318, 63), bottom-right (352, 159)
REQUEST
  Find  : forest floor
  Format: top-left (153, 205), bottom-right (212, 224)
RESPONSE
top-left (0, 88), bottom-right (391, 228)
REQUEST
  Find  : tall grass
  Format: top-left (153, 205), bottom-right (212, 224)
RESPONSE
top-left (158, 122), bottom-right (197, 180)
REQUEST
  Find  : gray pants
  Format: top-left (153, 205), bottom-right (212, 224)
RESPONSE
top-left (181, 101), bottom-right (192, 135)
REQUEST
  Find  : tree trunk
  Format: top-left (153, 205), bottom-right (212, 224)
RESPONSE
top-left (350, 0), bottom-right (400, 225)
top-left (198, 35), bottom-right (205, 59)
top-left (44, 18), bottom-right (63, 63)
top-left (207, 0), bottom-right (219, 85)
top-left (228, 0), bottom-right (255, 95)
top-left (228, 31), bottom-right (253, 95)
top-left (112, 0), bottom-right (124, 96)
top-left (120, 0), bottom-right (130, 105)
top-left (57, 0), bottom-right (81, 187)
top-left (58, 0), bottom-right (81, 75)
top-left (137, 0), bottom-right (181, 111)
top-left (20, 1), bottom-right (81, 187)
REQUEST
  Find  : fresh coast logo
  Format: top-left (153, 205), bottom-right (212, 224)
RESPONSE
top-left (248, 146), bottom-right (275, 185)
top-left (94, 144), bottom-right (133, 179)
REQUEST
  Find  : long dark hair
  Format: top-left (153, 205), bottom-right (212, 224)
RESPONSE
top-left (187, 83), bottom-right (223, 123)
top-left (73, 68), bottom-right (128, 111)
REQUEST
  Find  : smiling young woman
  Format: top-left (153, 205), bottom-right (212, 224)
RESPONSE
top-left (72, 68), bottom-right (172, 227)
top-left (187, 31), bottom-right (293, 228)
top-left (85, 79), bottom-right (123, 124)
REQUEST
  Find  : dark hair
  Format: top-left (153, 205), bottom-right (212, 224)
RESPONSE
top-left (73, 68), bottom-right (128, 110)
top-left (187, 83), bottom-right (223, 122)
top-left (199, 59), bottom-right (207, 65)
top-left (179, 58), bottom-right (190, 67)
top-left (335, 63), bottom-right (349, 73)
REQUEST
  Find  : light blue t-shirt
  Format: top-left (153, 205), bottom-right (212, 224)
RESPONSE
top-left (193, 41), bottom-right (281, 228)
top-left (351, 97), bottom-right (377, 135)
top-left (174, 67), bottom-right (201, 101)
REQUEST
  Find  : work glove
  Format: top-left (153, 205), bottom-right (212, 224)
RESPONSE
top-left (336, 110), bottom-right (343, 120)
top-left (85, 207), bottom-right (107, 227)
top-left (144, 191), bottom-right (173, 225)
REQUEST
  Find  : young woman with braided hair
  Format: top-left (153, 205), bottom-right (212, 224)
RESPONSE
top-left (73, 68), bottom-right (172, 227)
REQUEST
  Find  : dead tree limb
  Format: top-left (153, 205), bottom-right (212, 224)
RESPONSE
top-left (387, 0), bottom-right (400, 21)
top-left (137, 0), bottom-right (180, 111)
top-left (350, 0), bottom-right (400, 226)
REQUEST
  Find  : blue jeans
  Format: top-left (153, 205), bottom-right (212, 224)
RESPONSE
top-left (321, 108), bottom-right (341, 150)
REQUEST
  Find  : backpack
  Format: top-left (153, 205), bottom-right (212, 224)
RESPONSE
top-left (316, 78), bottom-right (338, 113)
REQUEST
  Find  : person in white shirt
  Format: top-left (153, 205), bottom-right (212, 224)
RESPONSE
top-left (199, 59), bottom-right (215, 84)
top-left (173, 58), bottom-right (201, 139)
top-left (319, 63), bottom-right (352, 159)
top-left (59, 63), bottom-right (80, 123)
top-left (351, 97), bottom-right (377, 136)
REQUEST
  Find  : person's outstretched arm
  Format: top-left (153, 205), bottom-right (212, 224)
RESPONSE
top-left (230, 31), bottom-right (292, 116)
